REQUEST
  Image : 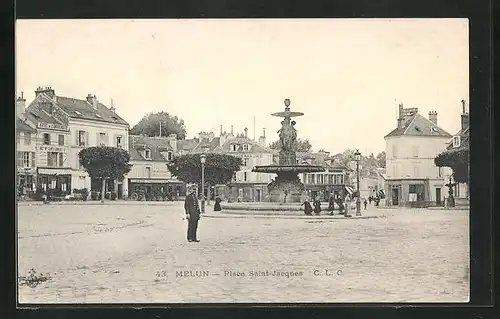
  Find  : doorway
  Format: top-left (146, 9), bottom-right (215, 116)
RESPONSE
top-left (436, 188), bottom-right (442, 206)
top-left (392, 188), bottom-right (399, 206)
top-left (256, 189), bottom-right (262, 202)
top-left (118, 184), bottom-right (123, 199)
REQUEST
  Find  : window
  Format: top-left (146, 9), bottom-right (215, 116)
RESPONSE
top-left (243, 172), bottom-right (247, 181)
top-left (145, 167), bottom-right (151, 178)
top-left (408, 184), bottom-right (425, 202)
top-left (392, 144), bottom-right (397, 159)
top-left (31, 152), bottom-right (35, 167)
top-left (116, 136), bottom-right (123, 148)
top-left (438, 167), bottom-right (442, 177)
top-left (230, 144), bottom-right (237, 152)
top-left (243, 159), bottom-right (248, 166)
top-left (412, 146), bottom-right (419, 157)
top-left (334, 174), bottom-right (344, 185)
top-left (18, 152), bottom-right (30, 168)
top-left (47, 152), bottom-right (60, 167)
top-left (99, 133), bottom-right (107, 146)
top-left (453, 136), bottom-right (461, 148)
top-left (24, 133), bottom-right (31, 145)
top-left (144, 149), bottom-right (151, 159)
top-left (413, 166), bottom-right (419, 177)
top-left (58, 134), bottom-right (65, 146)
top-left (318, 174), bottom-right (324, 184)
top-left (243, 144), bottom-right (249, 151)
top-left (59, 153), bottom-right (64, 166)
top-left (43, 133), bottom-right (51, 145)
top-left (78, 131), bottom-right (86, 146)
top-left (167, 151), bottom-right (173, 161)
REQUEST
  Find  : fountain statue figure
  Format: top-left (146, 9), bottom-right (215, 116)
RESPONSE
top-left (252, 98), bottom-right (325, 203)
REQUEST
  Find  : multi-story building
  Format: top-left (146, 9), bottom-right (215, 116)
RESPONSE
top-left (298, 151), bottom-right (354, 201)
top-left (16, 109), bottom-right (37, 194)
top-left (127, 134), bottom-right (184, 199)
top-left (213, 128), bottom-right (275, 202)
top-left (23, 87), bottom-right (130, 197)
top-left (384, 104), bottom-right (453, 207)
top-left (445, 100), bottom-right (469, 201)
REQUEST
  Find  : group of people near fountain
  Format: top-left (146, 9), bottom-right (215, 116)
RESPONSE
top-left (301, 194), bottom-right (372, 216)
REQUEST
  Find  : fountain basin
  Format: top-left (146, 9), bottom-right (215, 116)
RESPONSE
top-left (221, 202), bottom-right (330, 211)
top-left (252, 165), bottom-right (324, 174)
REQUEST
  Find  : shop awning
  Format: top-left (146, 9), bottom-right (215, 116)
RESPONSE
top-left (129, 178), bottom-right (182, 184)
top-left (37, 167), bottom-right (74, 175)
top-left (345, 186), bottom-right (354, 195)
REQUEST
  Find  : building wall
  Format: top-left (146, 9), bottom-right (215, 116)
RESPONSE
top-left (127, 160), bottom-right (173, 179)
top-left (35, 129), bottom-right (72, 168)
top-left (231, 152), bottom-right (274, 183)
top-left (67, 119), bottom-right (129, 194)
top-left (385, 136), bottom-right (453, 180)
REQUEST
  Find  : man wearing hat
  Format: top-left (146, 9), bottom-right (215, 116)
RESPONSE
top-left (184, 186), bottom-right (201, 242)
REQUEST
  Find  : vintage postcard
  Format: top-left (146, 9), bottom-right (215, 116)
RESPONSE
top-left (16, 18), bottom-right (470, 303)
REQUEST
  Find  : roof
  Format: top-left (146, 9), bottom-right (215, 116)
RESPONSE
top-left (177, 139), bottom-right (199, 152)
top-left (447, 126), bottom-right (469, 150)
top-left (384, 113), bottom-right (452, 138)
top-left (128, 135), bottom-right (175, 162)
top-left (214, 137), bottom-right (273, 154)
top-left (191, 137), bottom-right (221, 153)
top-left (54, 96), bottom-right (129, 125)
top-left (24, 107), bottom-right (61, 125)
top-left (16, 118), bottom-right (37, 133)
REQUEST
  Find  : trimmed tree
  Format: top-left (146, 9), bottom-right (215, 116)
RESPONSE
top-left (434, 148), bottom-right (469, 184)
top-left (166, 154), bottom-right (243, 193)
top-left (269, 138), bottom-right (313, 152)
top-left (78, 146), bottom-right (132, 203)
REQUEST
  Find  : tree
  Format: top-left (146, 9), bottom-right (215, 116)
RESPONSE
top-left (166, 153), bottom-right (243, 188)
top-left (78, 146), bottom-right (132, 203)
top-left (434, 148), bottom-right (469, 184)
top-left (130, 111), bottom-right (187, 139)
top-left (268, 138), bottom-right (313, 152)
top-left (376, 151), bottom-right (386, 168)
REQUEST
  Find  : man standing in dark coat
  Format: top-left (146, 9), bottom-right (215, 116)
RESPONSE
top-left (184, 187), bottom-right (201, 242)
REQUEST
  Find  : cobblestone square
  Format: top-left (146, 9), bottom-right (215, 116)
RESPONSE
top-left (17, 202), bottom-right (469, 303)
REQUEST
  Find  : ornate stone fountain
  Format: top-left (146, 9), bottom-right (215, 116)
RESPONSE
top-left (252, 99), bottom-right (325, 203)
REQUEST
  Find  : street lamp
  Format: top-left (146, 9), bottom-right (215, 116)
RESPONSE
top-left (200, 153), bottom-right (206, 213)
top-left (354, 149), bottom-right (362, 216)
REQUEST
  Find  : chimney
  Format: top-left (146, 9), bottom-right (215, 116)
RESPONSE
top-left (110, 98), bottom-right (115, 112)
top-left (167, 133), bottom-right (177, 151)
top-left (244, 127), bottom-right (248, 138)
top-left (86, 94), bottom-right (98, 109)
top-left (16, 92), bottom-right (26, 116)
top-left (428, 111), bottom-right (438, 125)
top-left (397, 103), bottom-right (404, 128)
top-left (258, 128), bottom-right (266, 147)
top-left (230, 125), bottom-right (234, 135)
top-left (35, 86), bottom-right (55, 98)
top-left (220, 125), bottom-right (223, 136)
top-left (461, 100), bottom-right (469, 131)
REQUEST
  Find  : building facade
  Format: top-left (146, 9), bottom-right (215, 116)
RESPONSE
top-left (22, 87), bottom-right (130, 198)
top-left (384, 104), bottom-right (453, 207)
top-left (16, 114), bottom-right (38, 196)
top-left (126, 134), bottom-right (184, 199)
top-left (445, 100), bottom-right (469, 201)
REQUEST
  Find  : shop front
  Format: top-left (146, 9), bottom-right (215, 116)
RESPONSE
top-left (128, 178), bottom-right (185, 200)
top-left (36, 168), bottom-right (73, 199)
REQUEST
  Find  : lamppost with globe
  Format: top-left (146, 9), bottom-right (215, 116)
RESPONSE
top-left (355, 149), bottom-right (362, 216)
top-left (200, 153), bottom-right (206, 213)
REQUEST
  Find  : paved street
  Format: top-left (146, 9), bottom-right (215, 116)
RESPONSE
top-left (17, 202), bottom-right (469, 303)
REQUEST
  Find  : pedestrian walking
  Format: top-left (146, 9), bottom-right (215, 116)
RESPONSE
top-left (213, 196), bottom-right (222, 211)
top-left (368, 196), bottom-right (372, 204)
top-left (184, 187), bottom-right (201, 242)
top-left (344, 194), bottom-right (351, 216)
top-left (313, 198), bottom-right (322, 215)
top-left (301, 198), bottom-right (313, 216)
top-left (364, 198), bottom-right (367, 210)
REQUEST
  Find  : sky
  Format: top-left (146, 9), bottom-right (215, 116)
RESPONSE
top-left (16, 19), bottom-right (469, 155)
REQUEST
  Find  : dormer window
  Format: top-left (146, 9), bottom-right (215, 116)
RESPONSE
top-left (167, 151), bottom-right (172, 161)
top-left (144, 149), bottom-right (151, 159)
top-left (74, 110), bottom-right (82, 116)
top-left (230, 144), bottom-right (238, 152)
top-left (431, 127), bottom-right (439, 133)
top-left (243, 144), bottom-right (249, 151)
top-left (95, 114), bottom-right (102, 118)
top-left (453, 136), bottom-right (461, 148)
